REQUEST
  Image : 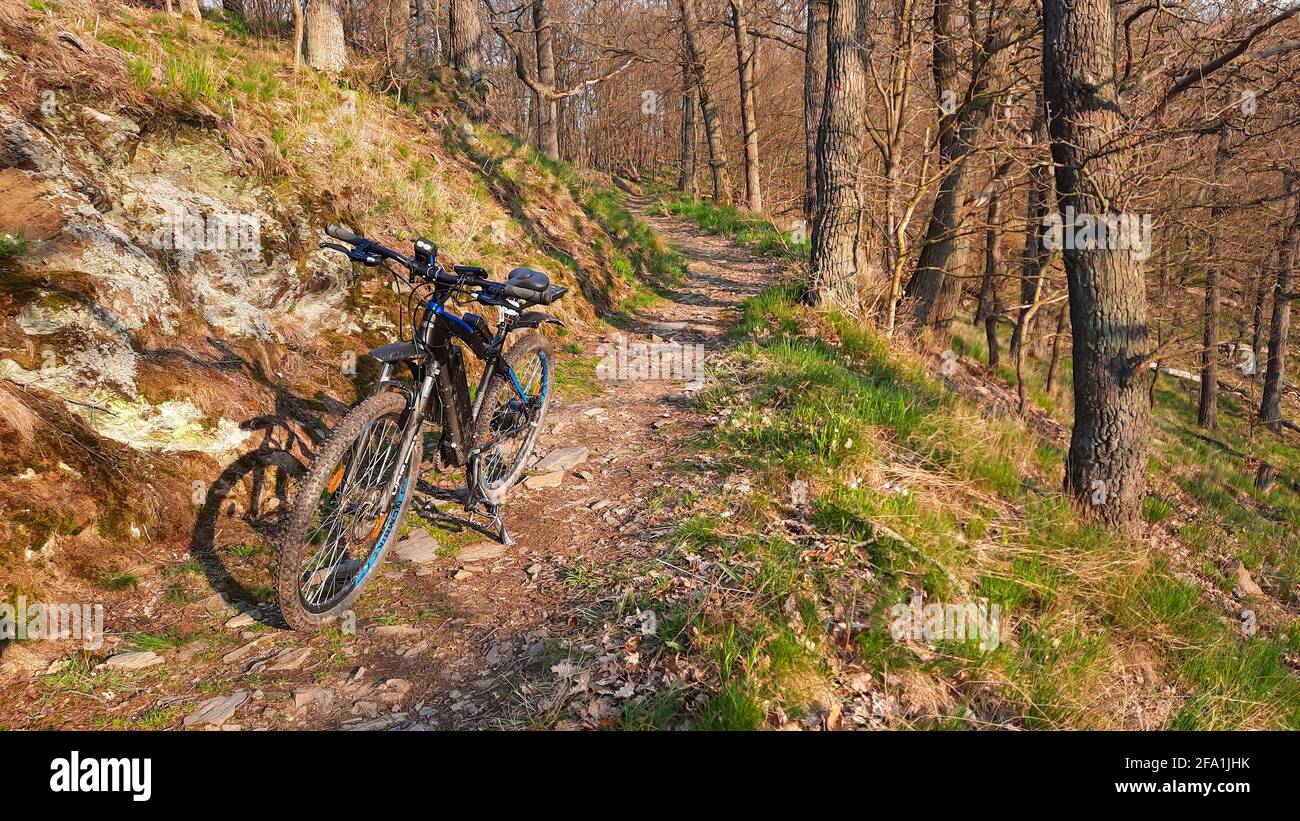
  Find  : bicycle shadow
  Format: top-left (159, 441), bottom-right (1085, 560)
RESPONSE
top-left (187, 390), bottom-right (347, 616)
top-left (411, 478), bottom-right (509, 544)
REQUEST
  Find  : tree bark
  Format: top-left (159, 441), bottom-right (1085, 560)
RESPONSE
top-left (304, 0), bottom-right (347, 74)
top-left (976, 192), bottom-right (1004, 369)
top-left (180, 0), bottom-right (202, 22)
top-left (1010, 106), bottom-right (1051, 360)
top-left (903, 0), bottom-right (999, 335)
top-left (1043, 0), bottom-right (1151, 530)
top-left (677, 53), bottom-right (698, 195)
top-left (291, 0), bottom-right (304, 71)
top-left (730, 0), bottom-right (762, 211)
top-left (449, 0), bottom-right (485, 86)
top-left (1197, 125), bottom-right (1229, 430)
top-left (803, 0), bottom-right (828, 228)
top-left (414, 0), bottom-right (437, 63)
top-left (533, 0), bottom-right (560, 160)
top-left (1250, 249), bottom-right (1275, 381)
top-left (1045, 301), bottom-right (1068, 395)
top-left (680, 0), bottom-right (730, 204)
top-left (806, 0), bottom-right (872, 311)
top-left (1260, 183), bottom-right (1300, 432)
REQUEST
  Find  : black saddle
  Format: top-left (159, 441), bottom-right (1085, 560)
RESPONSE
top-left (507, 267), bottom-right (550, 291)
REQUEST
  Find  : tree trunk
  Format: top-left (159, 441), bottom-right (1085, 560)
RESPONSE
top-left (806, 0), bottom-right (872, 311)
top-left (1010, 107), bottom-right (1051, 359)
top-left (903, 0), bottom-right (997, 335)
top-left (680, 0), bottom-right (730, 204)
top-left (291, 0), bottom-right (304, 71)
top-left (414, 0), bottom-right (441, 63)
top-left (977, 192), bottom-right (1004, 369)
top-left (1043, 0), bottom-right (1151, 530)
top-left (533, 0), bottom-right (560, 161)
top-left (180, 0), bottom-right (202, 22)
top-left (1197, 125), bottom-right (1229, 429)
top-left (731, 0), bottom-right (762, 211)
top-left (1250, 250), bottom-right (1274, 380)
top-left (304, 0), bottom-right (347, 73)
top-left (385, 0), bottom-right (408, 76)
top-left (1260, 183), bottom-right (1300, 431)
top-left (804, 0), bottom-right (828, 228)
top-left (677, 53), bottom-right (698, 195)
top-left (1045, 301), bottom-right (1067, 395)
top-left (449, 0), bottom-right (484, 86)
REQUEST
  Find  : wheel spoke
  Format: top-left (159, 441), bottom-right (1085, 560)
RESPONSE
top-left (296, 413), bottom-right (406, 610)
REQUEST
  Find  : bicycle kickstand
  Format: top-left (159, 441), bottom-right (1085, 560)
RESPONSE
top-left (486, 502), bottom-right (514, 546)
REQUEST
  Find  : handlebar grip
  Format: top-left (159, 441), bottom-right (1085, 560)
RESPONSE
top-left (325, 223), bottom-right (362, 244)
top-left (502, 285), bottom-right (536, 302)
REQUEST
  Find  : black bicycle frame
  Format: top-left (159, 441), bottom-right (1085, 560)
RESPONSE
top-left (369, 283), bottom-right (535, 511)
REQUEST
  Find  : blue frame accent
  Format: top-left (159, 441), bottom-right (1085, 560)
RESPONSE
top-left (354, 474), bottom-right (408, 585)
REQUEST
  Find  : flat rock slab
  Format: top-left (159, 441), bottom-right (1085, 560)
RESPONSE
top-left (525, 470), bottom-right (564, 490)
top-left (457, 542), bottom-right (508, 563)
top-left (225, 611), bottom-right (259, 629)
top-left (293, 686), bottom-right (335, 709)
top-left (393, 529), bottom-right (439, 564)
top-left (99, 651), bottom-right (162, 671)
top-left (183, 691), bottom-right (249, 729)
top-left (532, 446), bottom-right (589, 473)
top-left (261, 646), bottom-right (313, 673)
top-left (370, 624), bottom-right (421, 639)
top-left (223, 637), bottom-right (270, 664)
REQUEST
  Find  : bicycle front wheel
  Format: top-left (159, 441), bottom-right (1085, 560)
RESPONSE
top-left (275, 391), bottom-right (417, 631)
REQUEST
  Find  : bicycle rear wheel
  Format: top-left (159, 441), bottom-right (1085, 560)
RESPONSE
top-left (472, 333), bottom-right (554, 504)
top-left (275, 391), bottom-right (417, 631)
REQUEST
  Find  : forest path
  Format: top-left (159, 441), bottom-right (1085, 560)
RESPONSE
top-left (4, 194), bottom-right (782, 730)
top-left (273, 195), bottom-right (785, 729)
top-left (300, 195), bottom-right (784, 728)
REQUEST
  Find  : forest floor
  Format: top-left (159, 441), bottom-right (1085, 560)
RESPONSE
top-left (3, 196), bottom-right (784, 730)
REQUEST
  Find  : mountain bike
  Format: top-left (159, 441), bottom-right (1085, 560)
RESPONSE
top-left (274, 224), bottom-right (567, 631)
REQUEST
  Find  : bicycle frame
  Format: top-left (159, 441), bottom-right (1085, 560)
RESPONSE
top-left (366, 281), bottom-right (557, 543)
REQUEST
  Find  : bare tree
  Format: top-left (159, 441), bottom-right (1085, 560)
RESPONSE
top-left (305, 0), bottom-right (347, 73)
top-left (1042, 0), bottom-right (1150, 529)
top-left (803, 0), bottom-right (828, 227)
top-left (291, 0), bottom-right (304, 71)
top-left (1261, 178), bottom-right (1300, 432)
top-left (450, 0), bottom-right (485, 85)
top-left (806, 0), bottom-right (872, 311)
top-left (680, 0), bottom-right (731, 203)
top-left (730, 0), bottom-right (762, 211)
top-left (678, 39), bottom-right (699, 196)
top-left (1197, 125), bottom-right (1231, 430)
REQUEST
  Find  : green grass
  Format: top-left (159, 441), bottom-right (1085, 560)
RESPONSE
top-left (653, 194), bottom-right (810, 261)
top-left (164, 52), bottom-right (221, 104)
top-left (101, 571), bottom-right (139, 591)
top-left (660, 285), bottom-right (1300, 729)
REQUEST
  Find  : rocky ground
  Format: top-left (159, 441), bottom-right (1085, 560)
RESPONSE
top-left (1, 198), bottom-right (782, 730)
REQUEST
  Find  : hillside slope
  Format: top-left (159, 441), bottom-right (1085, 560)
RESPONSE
top-left (0, 0), bottom-right (667, 673)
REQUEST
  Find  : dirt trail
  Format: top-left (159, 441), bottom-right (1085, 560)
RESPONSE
top-left (10, 198), bottom-right (779, 731)
top-left (334, 198), bottom-right (779, 728)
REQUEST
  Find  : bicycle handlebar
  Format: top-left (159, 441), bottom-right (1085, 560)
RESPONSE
top-left (319, 224), bottom-right (562, 305)
top-left (324, 223), bottom-right (363, 244)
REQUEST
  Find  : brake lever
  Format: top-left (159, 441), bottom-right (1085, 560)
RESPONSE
top-left (320, 241), bottom-right (351, 254)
